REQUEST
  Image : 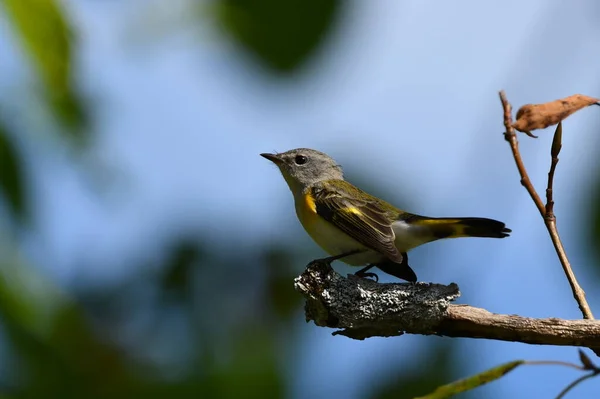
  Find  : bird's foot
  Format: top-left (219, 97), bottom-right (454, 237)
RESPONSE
top-left (354, 264), bottom-right (379, 282)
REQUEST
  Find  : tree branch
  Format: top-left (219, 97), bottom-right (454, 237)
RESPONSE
top-left (499, 91), bottom-right (594, 321)
top-left (295, 260), bottom-right (600, 347)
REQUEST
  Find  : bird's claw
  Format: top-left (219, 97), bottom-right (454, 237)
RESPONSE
top-left (355, 271), bottom-right (379, 282)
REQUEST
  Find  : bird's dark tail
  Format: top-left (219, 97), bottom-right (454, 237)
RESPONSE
top-left (437, 217), bottom-right (511, 238)
top-left (410, 217), bottom-right (511, 239)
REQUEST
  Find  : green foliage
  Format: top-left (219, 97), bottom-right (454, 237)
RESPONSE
top-left (213, 0), bottom-right (341, 73)
top-left (263, 246), bottom-right (303, 319)
top-left (10, 1), bottom-right (597, 398)
top-left (590, 176), bottom-right (600, 274)
top-left (0, 125), bottom-right (24, 222)
top-left (203, 328), bottom-right (284, 398)
top-left (159, 240), bottom-right (205, 302)
top-left (415, 360), bottom-right (523, 399)
top-left (2, 0), bottom-right (86, 135)
top-left (370, 342), bottom-right (456, 399)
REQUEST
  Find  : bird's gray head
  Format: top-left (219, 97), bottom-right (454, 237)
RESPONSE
top-left (261, 148), bottom-right (344, 190)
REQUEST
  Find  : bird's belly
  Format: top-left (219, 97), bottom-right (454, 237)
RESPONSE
top-left (295, 196), bottom-right (382, 266)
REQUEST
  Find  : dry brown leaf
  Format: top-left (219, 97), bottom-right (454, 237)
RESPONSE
top-left (512, 94), bottom-right (599, 137)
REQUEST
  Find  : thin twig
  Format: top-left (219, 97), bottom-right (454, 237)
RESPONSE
top-left (555, 372), bottom-right (599, 399)
top-left (541, 120), bottom-right (592, 320)
top-left (545, 221), bottom-right (593, 319)
top-left (545, 349), bottom-right (600, 398)
top-left (499, 91), bottom-right (594, 322)
top-left (499, 91), bottom-right (546, 216)
top-left (524, 360), bottom-right (586, 372)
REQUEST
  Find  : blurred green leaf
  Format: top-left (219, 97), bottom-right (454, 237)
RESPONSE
top-left (214, 0), bottom-right (341, 73)
top-left (264, 246), bottom-right (302, 319)
top-left (46, 304), bottom-right (138, 396)
top-left (589, 175), bottom-right (600, 277)
top-left (161, 240), bottom-right (206, 302)
top-left (371, 342), bottom-right (456, 399)
top-left (203, 328), bottom-right (284, 398)
top-left (2, 0), bottom-right (86, 135)
top-left (0, 125), bottom-right (25, 221)
top-left (415, 360), bottom-right (524, 399)
top-left (0, 260), bottom-right (140, 397)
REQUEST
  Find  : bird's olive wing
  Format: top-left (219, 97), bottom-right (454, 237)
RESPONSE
top-left (311, 182), bottom-right (403, 263)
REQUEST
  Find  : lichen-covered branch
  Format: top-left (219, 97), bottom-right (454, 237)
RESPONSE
top-left (294, 260), bottom-right (600, 347)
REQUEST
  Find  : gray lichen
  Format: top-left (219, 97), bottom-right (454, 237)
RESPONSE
top-left (294, 259), bottom-right (461, 339)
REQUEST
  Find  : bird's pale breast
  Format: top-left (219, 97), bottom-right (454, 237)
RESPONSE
top-left (294, 192), bottom-right (383, 266)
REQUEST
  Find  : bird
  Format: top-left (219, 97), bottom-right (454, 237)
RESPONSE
top-left (261, 148), bottom-right (511, 282)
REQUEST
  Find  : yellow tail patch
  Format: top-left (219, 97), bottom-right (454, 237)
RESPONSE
top-left (408, 217), bottom-right (510, 239)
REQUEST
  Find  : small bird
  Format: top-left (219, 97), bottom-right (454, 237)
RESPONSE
top-left (261, 148), bottom-right (511, 282)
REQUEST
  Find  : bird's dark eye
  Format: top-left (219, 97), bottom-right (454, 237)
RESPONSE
top-left (294, 155), bottom-right (307, 165)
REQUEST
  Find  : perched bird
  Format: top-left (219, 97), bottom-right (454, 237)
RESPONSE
top-left (261, 148), bottom-right (511, 282)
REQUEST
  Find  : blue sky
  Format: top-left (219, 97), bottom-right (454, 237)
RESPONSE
top-left (2, 0), bottom-right (600, 397)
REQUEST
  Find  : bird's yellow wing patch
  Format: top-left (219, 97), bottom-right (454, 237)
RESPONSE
top-left (344, 207), bottom-right (363, 216)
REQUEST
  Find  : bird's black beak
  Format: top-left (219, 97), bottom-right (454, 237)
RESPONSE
top-left (260, 153), bottom-right (283, 165)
